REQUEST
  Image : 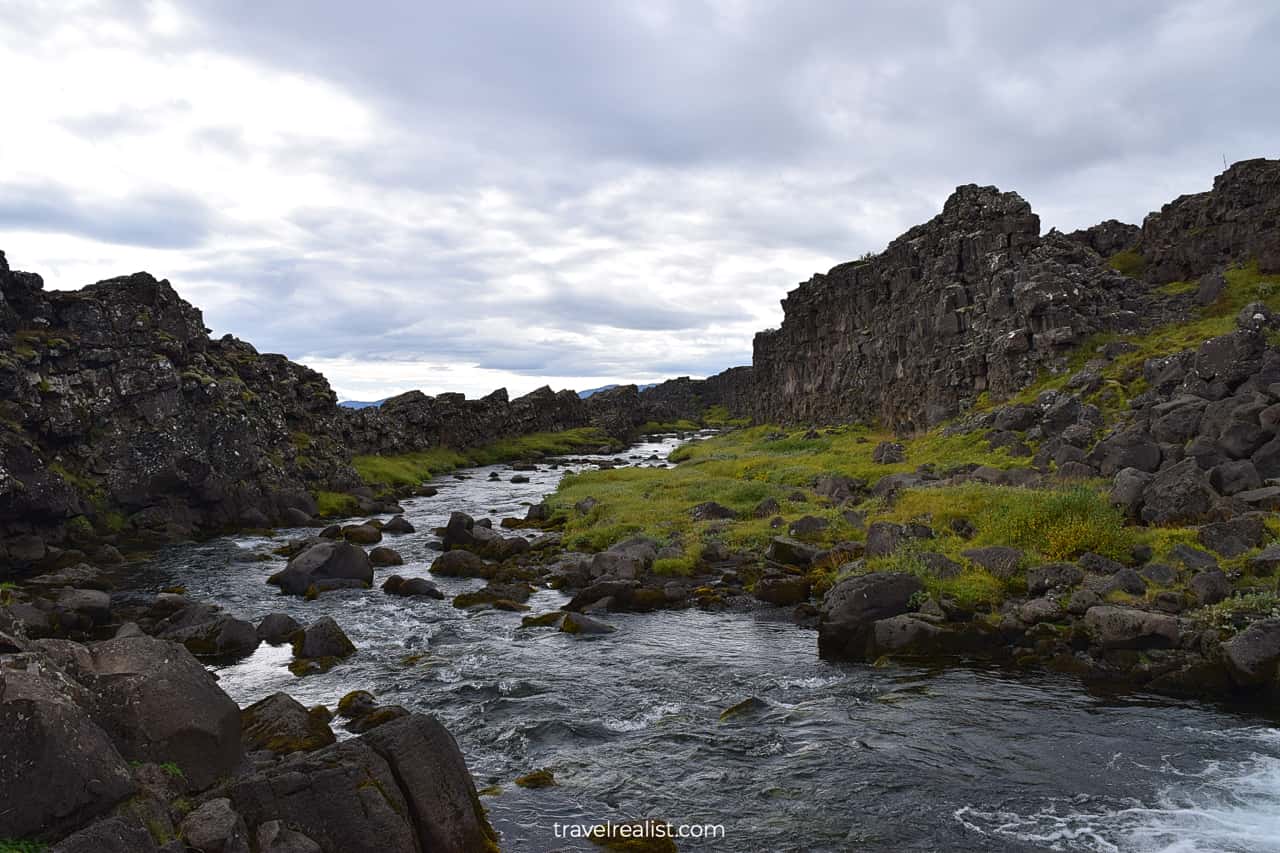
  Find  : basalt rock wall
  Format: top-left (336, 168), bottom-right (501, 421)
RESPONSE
top-left (0, 254), bottom-right (359, 558)
top-left (1137, 158), bottom-right (1280, 284)
top-left (750, 185), bottom-right (1155, 431)
top-left (340, 385), bottom-right (593, 456)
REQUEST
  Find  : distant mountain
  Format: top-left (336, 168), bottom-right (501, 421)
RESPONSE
top-left (339, 399), bottom-right (387, 409)
top-left (578, 383), bottom-right (656, 399)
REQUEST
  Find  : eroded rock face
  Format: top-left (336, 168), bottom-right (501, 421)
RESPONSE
top-left (1138, 158), bottom-right (1280, 283)
top-left (0, 256), bottom-right (358, 552)
top-left (817, 572), bottom-right (924, 661)
top-left (750, 185), bottom-right (1152, 431)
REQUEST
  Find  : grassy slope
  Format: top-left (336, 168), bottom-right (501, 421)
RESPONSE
top-left (549, 261), bottom-right (1280, 616)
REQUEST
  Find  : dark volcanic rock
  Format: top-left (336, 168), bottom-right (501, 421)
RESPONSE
top-left (750, 184), bottom-right (1153, 431)
top-left (268, 541), bottom-right (373, 596)
top-left (818, 572), bottom-right (924, 661)
top-left (89, 635), bottom-right (243, 790)
top-left (241, 692), bottom-right (336, 755)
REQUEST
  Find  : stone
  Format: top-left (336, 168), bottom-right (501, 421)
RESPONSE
top-left (0, 654), bottom-right (137, 840)
top-left (753, 574), bottom-right (812, 606)
top-left (960, 546), bottom-right (1024, 579)
top-left (1109, 467), bottom-right (1153, 517)
top-left (818, 572), bottom-right (924, 660)
top-left (291, 617), bottom-right (356, 661)
top-left (383, 575), bottom-right (445, 598)
top-left (1234, 486), bottom-right (1280, 510)
top-left (382, 515), bottom-right (415, 534)
top-left (342, 524), bottom-right (382, 545)
top-left (1083, 606), bottom-right (1179, 650)
top-left (88, 635), bottom-right (243, 790)
top-left (560, 612), bottom-right (616, 635)
top-left (866, 614), bottom-right (946, 656)
top-left (787, 515), bottom-right (830, 539)
top-left (872, 441), bottom-right (906, 464)
top-left (1222, 619), bottom-right (1280, 688)
top-left (369, 546), bottom-right (404, 567)
top-left (1209, 459), bottom-right (1262, 495)
top-left (1248, 545), bottom-right (1280, 576)
top-left (257, 613), bottom-right (302, 644)
top-left (241, 692), bottom-right (336, 755)
top-left (1197, 516), bottom-right (1266, 557)
top-left (48, 816), bottom-right (160, 853)
top-left (1139, 563), bottom-right (1178, 586)
top-left (55, 588), bottom-right (112, 625)
top-left (255, 820), bottom-right (322, 853)
top-left (1189, 570), bottom-right (1231, 606)
top-left (269, 541), bottom-right (373, 596)
top-left (916, 552), bottom-right (962, 579)
top-left (1020, 598), bottom-right (1064, 624)
top-left (160, 613), bottom-right (261, 659)
top-left (179, 798), bottom-right (251, 853)
top-left (690, 501), bottom-right (736, 521)
top-left (1103, 568), bottom-right (1148, 596)
top-left (1171, 543), bottom-right (1219, 571)
top-left (1140, 458), bottom-right (1219, 525)
top-left (752, 497), bottom-right (781, 518)
top-left (430, 549), bottom-right (494, 579)
top-left (1026, 563), bottom-right (1084, 596)
top-left (765, 536), bottom-right (820, 567)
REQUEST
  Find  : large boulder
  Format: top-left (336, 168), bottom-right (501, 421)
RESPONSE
top-left (764, 536), bottom-right (820, 567)
top-left (223, 715), bottom-right (497, 853)
top-left (360, 715), bottom-right (500, 852)
top-left (1222, 619), bottom-right (1280, 688)
top-left (1197, 516), bottom-right (1266, 557)
top-left (430, 549), bottom-right (495, 579)
top-left (291, 617), bottom-right (356, 661)
top-left (818, 572), bottom-right (924, 661)
top-left (268, 541), bottom-right (373, 596)
top-left (88, 635), bottom-right (243, 790)
top-left (1139, 458), bottom-right (1219, 525)
top-left (0, 653), bottom-right (136, 840)
top-left (1083, 606), bottom-right (1179, 650)
top-left (241, 692), bottom-right (336, 755)
top-left (443, 511), bottom-right (529, 560)
top-left (158, 609), bottom-right (260, 660)
top-left (257, 612), bottom-right (303, 644)
top-left (180, 798), bottom-right (251, 853)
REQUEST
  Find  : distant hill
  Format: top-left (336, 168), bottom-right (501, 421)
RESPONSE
top-left (578, 383), bottom-right (656, 399)
top-left (339, 399), bottom-right (387, 409)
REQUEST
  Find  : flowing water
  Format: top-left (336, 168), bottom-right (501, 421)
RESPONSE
top-left (126, 434), bottom-right (1280, 852)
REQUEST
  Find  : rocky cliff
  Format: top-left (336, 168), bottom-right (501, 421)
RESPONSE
top-left (0, 257), bottom-right (359, 559)
top-left (748, 159), bottom-right (1279, 431)
top-left (340, 385), bottom-right (590, 456)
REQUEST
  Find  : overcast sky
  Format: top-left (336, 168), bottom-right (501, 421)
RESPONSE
top-left (2, 1), bottom-right (1277, 401)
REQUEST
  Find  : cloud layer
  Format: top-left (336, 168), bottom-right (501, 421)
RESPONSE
top-left (2, 0), bottom-right (1278, 399)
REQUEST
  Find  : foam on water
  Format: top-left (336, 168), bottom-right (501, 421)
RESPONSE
top-left (955, 726), bottom-right (1280, 852)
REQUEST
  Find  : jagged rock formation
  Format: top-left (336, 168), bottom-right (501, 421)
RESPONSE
top-left (340, 385), bottom-right (589, 456)
top-left (750, 185), bottom-right (1160, 431)
top-left (0, 257), bottom-right (358, 558)
top-left (1138, 158), bottom-right (1280, 283)
top-left (638, 367), bottom-right (755, 423)
top-left (748, 159), bottom-right (1279, 431)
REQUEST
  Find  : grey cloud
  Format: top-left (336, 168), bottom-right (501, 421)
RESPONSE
top-left (0, 182), bottom-right (215, 249)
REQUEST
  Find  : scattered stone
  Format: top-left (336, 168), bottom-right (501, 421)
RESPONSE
top-left (961, 546), bottom-right (1024, 579)
top-left (257, 613), bottom-right (302, 644)
top-left (1084, 606), bottom-right (1179, 650)
top-left (818, 572), bottom-right (925, 661)
top-left (369, 546), bottom-right (404, 567)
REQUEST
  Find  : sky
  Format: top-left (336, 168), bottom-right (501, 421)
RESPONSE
top-left (1, 1), bottom-right (1278, 401)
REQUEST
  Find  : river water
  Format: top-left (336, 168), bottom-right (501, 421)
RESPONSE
top-left (126, 434), bottom-right (1280, 852)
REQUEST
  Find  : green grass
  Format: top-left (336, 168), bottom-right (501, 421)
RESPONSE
top-left (876, 482), bottom-right (1135, 562)
top-left (1107, 250), bottom-right (1147, 278)
top-left (0, 841), bottom-right (48, 853)
top-left (352, 427), bottom-right (618, 488)
top-left (549, 422), bottom-right (1031, 558)
top-left (314, 490), bottom-right (360, 517)
top-left (640, 419), bottom-right (701, 433)
top-left (978, 261), bottom-right (1280, 416)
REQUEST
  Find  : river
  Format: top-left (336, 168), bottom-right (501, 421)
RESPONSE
top-left (125, 434), bottom-right (1280, 852)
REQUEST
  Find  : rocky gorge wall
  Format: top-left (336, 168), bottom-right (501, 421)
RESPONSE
top-left (747, 159), bottom-right (1280, 432)
top-left (0, 256), bottom-right (360, 557)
